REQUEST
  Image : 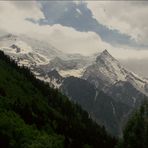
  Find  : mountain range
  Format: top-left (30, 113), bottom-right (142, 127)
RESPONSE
top-left (0, 50), bottom-right (117, 148)
top-left (0, 34), bottom-right (147, 136)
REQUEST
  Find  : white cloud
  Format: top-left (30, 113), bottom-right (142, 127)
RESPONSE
top-left (0, 1), bottom-right (44, 21)
top-left (87, 1), bottom-right (148, 45)
top-left (0, 1), bottom-right (104, 56)
top-left (0, 1), bottom-right (148, 60)
top-left (0, 1), bottom-right (44, 34)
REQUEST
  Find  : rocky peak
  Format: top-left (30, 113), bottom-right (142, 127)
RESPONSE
top-left (96, 49), bottom-right (115, 63)
top-left (96, 50), bottom-right (117, 67)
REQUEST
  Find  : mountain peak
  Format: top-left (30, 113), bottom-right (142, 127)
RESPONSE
top-left (100, 49), bottom-right (112, 57)
top-left (96, 49), bottom-right (115, 63)
top-left (102, 49), bottom-right (109, 54)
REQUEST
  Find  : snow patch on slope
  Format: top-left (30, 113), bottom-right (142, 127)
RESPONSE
top-left (59, 68), bottom-right (85, 78)
top-left (127, 72), bottom-right (148, 95)
top-left (76, 8), bottom-right (82, 15)
top-left (36, 75), bottom-right (62, 89)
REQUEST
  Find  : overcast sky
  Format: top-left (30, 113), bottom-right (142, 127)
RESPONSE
top-left (0, 1), bottom-right (147, 77)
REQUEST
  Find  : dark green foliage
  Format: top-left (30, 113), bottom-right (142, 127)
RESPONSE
top-left (0, 51), bottom-right (116, 147)
top-left (0, 111), bottom-right (64, 148)
top-left (117, 102), bottom-right (148, 148)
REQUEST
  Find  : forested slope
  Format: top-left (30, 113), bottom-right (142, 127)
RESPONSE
top-left (0, 50), bottom-right (116, 148)
top-left (116, 102), bottom-right (148, 148)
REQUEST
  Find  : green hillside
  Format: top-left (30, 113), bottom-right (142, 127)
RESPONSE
top-left (0, 50), bottom-right (117, 148)
top-left (116, 102), bottom-right (148, 148)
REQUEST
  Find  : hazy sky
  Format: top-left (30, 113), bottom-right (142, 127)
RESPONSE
top-left (0, 1), bottom-right (147, 77)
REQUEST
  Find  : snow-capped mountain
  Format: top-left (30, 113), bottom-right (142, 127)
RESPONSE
top-left (0, 34), bottom-right (89, 86)
top-left (60, 50), bottom-right (148, 136)
top-left (0, 34), bottom-right (65, 66)
top-left (0, 34), bottom-right (148, 136)
top-left (0, 35), bottom-right (43, 67)
top-left (83, 49), bottom-right (148, 96)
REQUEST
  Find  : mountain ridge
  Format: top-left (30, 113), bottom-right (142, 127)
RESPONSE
top-left (0, 50), bottom-right (117, 148)
top-left (0, 33), bottom-right (148, 136)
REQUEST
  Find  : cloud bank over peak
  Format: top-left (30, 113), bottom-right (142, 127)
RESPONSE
top-left (0, 1), bottom-right (102, 56)
top-left (0, 1), bottom-right (148, 62)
